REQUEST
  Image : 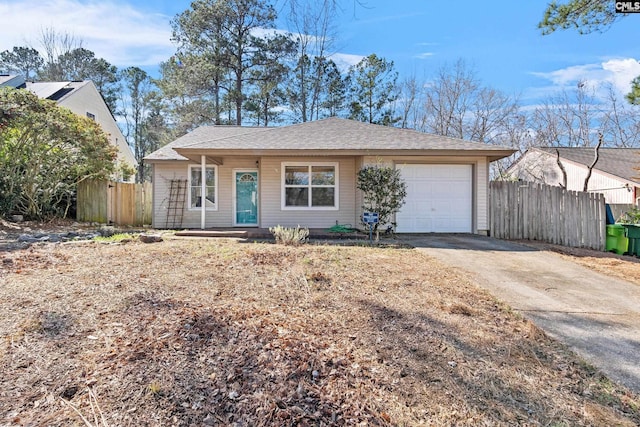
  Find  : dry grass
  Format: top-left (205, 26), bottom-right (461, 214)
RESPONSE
top-left (1, 238), bottom-right (639, 426)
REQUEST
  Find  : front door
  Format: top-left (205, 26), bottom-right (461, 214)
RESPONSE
top-left (234, 170), bottom-right (258, 226)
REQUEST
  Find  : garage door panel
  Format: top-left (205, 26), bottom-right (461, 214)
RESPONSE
top-left (432, 200), bottom-right (454, 212)
top-left (434, 218), bottom-right (469, 233)
top-left (396, 164), bottom-right (472, 233)
top-left (415, 218), bottom-right (433, 230)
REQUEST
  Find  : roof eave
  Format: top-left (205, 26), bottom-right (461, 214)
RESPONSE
top-left (144, 157), bottom-right (189, 163)
top-left (174, 147), bottom-right (516, 159)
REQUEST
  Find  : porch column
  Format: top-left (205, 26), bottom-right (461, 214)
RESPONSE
top-left (201, 155), bottom-right (206, 230)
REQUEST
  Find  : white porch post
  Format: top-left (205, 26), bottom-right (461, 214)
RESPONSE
top-left (200, 155), bottom-right (206, 230)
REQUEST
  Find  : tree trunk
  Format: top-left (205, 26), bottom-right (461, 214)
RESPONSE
top-left (214, 80), bottom-right (221, 125)
top-left (555, 149), bottom-right (567, 189)
top-left (583, 133), bottom-right (603, 192)
top-left (235, 73), bottom-right (242, 125)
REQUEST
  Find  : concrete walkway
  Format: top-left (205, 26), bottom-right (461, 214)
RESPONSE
top-left (400, 234), bottom-right (640, 394)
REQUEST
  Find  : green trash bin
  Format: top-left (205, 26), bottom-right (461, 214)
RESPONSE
top-left (606, 224), bottom-right (628, 255)
top-left (622, 224), bottom-right (640, 256)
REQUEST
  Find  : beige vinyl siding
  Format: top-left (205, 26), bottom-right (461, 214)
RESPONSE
top-left (152, 155), bottom-right (493, 232)
top-left (260, 157), bottom-right (357, 228)
top-left (354, 157), bottom-right (365, 229)
top-left (152, 162), bottom-right (187, 228)
top-left (152, 158), bottom-right (259, 228)
top-left (361, 155), bottom-right (490, 233)
top-left (476, 158), bottom-right (488, 232)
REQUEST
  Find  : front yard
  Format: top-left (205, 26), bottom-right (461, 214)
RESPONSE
top-left (1, 236), bottom-right (639, 426)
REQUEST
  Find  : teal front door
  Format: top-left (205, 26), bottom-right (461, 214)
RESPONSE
top-left (234, 171), bottom-right (258, 226)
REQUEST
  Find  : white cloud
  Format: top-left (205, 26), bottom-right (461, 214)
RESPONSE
top-left (413, 52), bottom-right (434, 59)
top-left (0, 0), bottom-right (174, 67)
top-left (530, 58), bottom-right (640, 97)
top-left (329, 52), bottom-right (364, 72)
top-left (602, 58), bottom-right (640, 93)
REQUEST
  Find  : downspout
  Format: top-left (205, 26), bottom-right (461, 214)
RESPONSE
top-left (201, 155), bottom-right (206, 230)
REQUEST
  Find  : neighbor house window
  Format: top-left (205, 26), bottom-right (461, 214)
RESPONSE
top-left (188, 165), bottom-right (218, 210)
top-left (282, 162), bottom-right (338, 209)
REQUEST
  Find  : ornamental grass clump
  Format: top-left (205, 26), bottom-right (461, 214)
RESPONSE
top-left (269, 225), bottom-right (309, 246)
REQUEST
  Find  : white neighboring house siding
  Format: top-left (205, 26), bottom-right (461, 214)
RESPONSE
top-left (586, 171), bottom-right (637, 204)
top-left (512, 152), bottom-right (636, 204)
top-left (360, 155), bottom-right (489, 233)
top-left (57, 82), bottom-right (137, 182)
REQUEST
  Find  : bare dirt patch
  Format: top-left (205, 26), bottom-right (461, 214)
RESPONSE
top-left (1, 238), bottom-right (639, 426)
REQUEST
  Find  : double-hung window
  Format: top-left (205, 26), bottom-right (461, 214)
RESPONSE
top-left (188, 165), bottom-right (218, 210)
top-left (282, 162), bottom-right (338, 209)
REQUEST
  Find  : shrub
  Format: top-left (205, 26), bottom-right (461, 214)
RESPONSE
top-left (0, 87), bottom-right (117, 219)
top-left (619, 207), bottom-right (640, 224)
top-left (269, 225), bottom-right (309, 246)
top-left (356, 165), bottom-right (407, 232)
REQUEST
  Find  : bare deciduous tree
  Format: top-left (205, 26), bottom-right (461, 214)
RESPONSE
top-left (601, 85), bottom-right (640, 147)
top-left (38, 28), bottom-right (82, 81)
top-left (417, 59), bottom-right (520, 146)
top-left (530, 82), bottom-right (599, 147)
top-left (285, 0), bottom-right (339, 122)
top-left (420, 59), bottom-right (479, 138)
top-left (395, 74), bottom-right (423, 129)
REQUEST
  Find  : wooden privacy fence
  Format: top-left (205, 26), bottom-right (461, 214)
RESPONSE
top-left (77, 180), bottom-right (152, 226)
top-left (490, 181), bottom-right (606, 250)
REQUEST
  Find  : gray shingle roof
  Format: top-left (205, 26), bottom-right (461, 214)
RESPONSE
top-left (145, 117), bottom-right (514, 161)
top-left (145, 126), bottom-right (266, 160)
top-left (537, 147), bottom-right (640, 184)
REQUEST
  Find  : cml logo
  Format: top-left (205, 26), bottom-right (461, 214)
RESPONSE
top-left (615, 1), bottom-right (640, 12)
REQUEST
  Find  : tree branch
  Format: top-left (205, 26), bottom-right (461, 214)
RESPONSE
top-left (583, 133), bottom-right (603, 192)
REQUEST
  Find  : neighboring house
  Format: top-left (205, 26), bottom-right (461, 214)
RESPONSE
top-left (0, 74), bottom-right (26, 88)
top-left (0, 74), bottom-right (137, 182)
top-left (144, 117), bottom-right (514, 233)
top-left (507, 147), bottom-right (640, 206)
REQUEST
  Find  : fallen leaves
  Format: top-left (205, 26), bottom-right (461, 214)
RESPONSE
top-left (0, 238), bottom-right (638, 426)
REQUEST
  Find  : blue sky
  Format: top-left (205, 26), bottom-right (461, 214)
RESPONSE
top-left (1, 0), bottom-right (639, 105)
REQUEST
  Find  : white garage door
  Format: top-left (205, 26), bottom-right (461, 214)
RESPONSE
top-left (396, 164), bottom-right (472, 233)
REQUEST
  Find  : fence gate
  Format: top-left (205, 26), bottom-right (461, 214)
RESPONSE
top-left (490, 181), bottom-right (606, 250)
top-left (77, 179), bottom-right (152, 226)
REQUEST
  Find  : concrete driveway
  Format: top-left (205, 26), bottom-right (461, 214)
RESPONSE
top-left (399, 234), bottom-right (640, 394)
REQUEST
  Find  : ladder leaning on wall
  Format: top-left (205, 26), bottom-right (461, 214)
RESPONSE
top-left (166, 179), bottom-right (188, 229)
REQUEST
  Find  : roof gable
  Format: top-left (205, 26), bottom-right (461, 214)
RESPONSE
top-left (145, 126), bottom-right (266, 161)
